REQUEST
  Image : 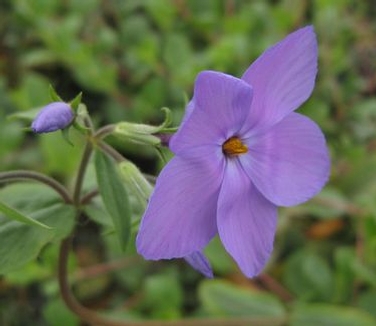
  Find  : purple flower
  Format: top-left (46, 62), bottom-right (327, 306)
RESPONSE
top-left (31, 102), bottom-right (74, 133)
top-left (136, 26), bottom-right (330, 277)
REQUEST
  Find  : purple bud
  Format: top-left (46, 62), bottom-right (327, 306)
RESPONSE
top-left (31, 102), bottom-right (74, 133)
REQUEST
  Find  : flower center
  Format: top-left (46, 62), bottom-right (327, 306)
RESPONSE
top-left (222, 136), bottom-right (248, 156)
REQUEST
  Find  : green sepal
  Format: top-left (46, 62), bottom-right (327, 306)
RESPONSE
top-left (94, 150), bottom-right (131, 251)
top-left (48, 84), bottom-right (63, 102)
top-left (0, 200), bottom-right (51, 229)
top-left (70, 92), bottom-right (83, 112)
top-left (155, 146), bottom-right (168, 163)
top-left (157, 107), bottom-right (173, 132)
top-left (7, 107), bottom-right (42, 123)
top-left (71, 104), bottom-right (92, 134)
top-left (60, 127), bottom-right (74, 146)
top-left (160, 126), bottom-right (179, 133)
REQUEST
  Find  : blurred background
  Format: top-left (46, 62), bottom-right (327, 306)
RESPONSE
top-left (1, 0), bottom-right (376, 325)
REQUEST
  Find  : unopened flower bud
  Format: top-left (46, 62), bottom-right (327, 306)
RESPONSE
top-left (31, 102), bottom-right (74, 133)
top-left (113, 122), bottom-right (162, 147)
top-left (113, 107), bottom-right (173, 147)
top-left (118, 161), bottom-right (153, 208)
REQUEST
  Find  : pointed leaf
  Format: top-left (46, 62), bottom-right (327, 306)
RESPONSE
top-left (0, 200), bottom-right (51, 229)
top-left (199, 279), bottom-right (286, 321)
top-left (283, 249), bottom-right (333, 301)
top-left (0, 203), bottom-right (75, 274)
top-left (94, 150), bottom-right (131, 250)
top-left (290, 303), bottom-right (376, 326)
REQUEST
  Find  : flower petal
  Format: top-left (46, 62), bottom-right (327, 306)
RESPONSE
top-left (217, 159), bottom-right (277, 278)
top-left (241, 112), bottom-right (330, 207)
top-left (136, 153), bottom-right (225, 259)
top-left (184, 251), bottom-right (213, 278)
top-left (241, 26), bottom-right (317, 135)
top-left (170, 71), bottom-right (253, 155)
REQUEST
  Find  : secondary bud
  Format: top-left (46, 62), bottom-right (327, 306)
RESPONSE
top-left (31, 102), bottom-right (74, 133)
top-left (118, 161), bottom-right (153, 208)
top-left (113, 107), bottom-right (173, 147)
top-left (113, 122), bottom-right (162, 146)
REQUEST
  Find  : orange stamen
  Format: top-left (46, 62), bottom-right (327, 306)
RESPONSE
top-left (222, 136), bottom-right (248, 156)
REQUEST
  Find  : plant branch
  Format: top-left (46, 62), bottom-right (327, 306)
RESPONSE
top-left (72, 257), bottom-right (140, 282)
top-left (73, 141), bottom-right (93, 206)
top-left (80, 188), bottom-right (99, 205)
top-left (95, 124), bottom-right (116, 140)
top-left (97, 140), bottom-right (125, 163)
top-left (58, 238), bottom-right (286, 326)
top-left (257, 273), bottom-right (294, 302)
top-left (0, 170), bottom-right (72, 204)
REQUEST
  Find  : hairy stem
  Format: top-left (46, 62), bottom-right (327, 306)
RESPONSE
top-left (58, 239), bottom-right (286, 326)
top-left (80, 188), bottom-right (99, 205)
top-left (95, 124), bottom-right (116, 140)
top-left (257, 273), bottom-right (294, 302)
top-left (0, 170), bottom-right (72, 204)
top-left (97, 140), bottom-right (125, 163)
top-left (73, 141), bottom-right (93, 206)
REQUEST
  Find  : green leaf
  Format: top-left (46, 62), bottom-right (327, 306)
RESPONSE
top-left (0, 183), bottom-right (62, 215)
top-left (352, 259), bottom-right (376, 288)
top-left (283, 249), bottom-right (333, 301)
top-left (43, 297), bottom-right (79, 326)
top-left (199, 279), bottom-right (286, 320)
top-left (10, 73), bottom-right (51, 110)
top-left (204, 236), bottom-right (236, 275)
top-left (83, 198), bottom-right (113, 227)
top-left (40, 128), bottom-right (82, 176)
top-left (0, 200), bottom-right (51, 229)
top-left (290, 303), bottom-right (376, 326)
top-left (94, 149), bottom-right (131, 251)
top-left (332, 247), bottom-right (356, 303)
top-left (0, 203), bottom-right (75, 275)
top-left (142, 270), bottom-right (183, 319)
top-left (357, 290), bottom-right (376, 318)
top-left (143, 0), bottom-right (176, 31)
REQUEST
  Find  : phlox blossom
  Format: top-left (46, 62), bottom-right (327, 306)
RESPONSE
top-left (136, 26), bottom-right (330, 277)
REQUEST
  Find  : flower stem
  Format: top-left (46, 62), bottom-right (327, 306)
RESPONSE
top-left (0, 170), bottom-right (72, 204)
top-left (73, 141), bottom-right (93, 206)
top-left (79, 188), bottom-right (99, 205)
top-left (58, 238), bottom-right (286, 326)
top-left (95, 124), bottom-right (116, 139)
top-left (97, 140), bottom-right (125, 163)
top-left (257, 273), bottom-right (294, 302)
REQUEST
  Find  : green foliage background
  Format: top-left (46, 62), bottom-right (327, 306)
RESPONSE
top-left (1, 0), bottom-right (376, 325)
